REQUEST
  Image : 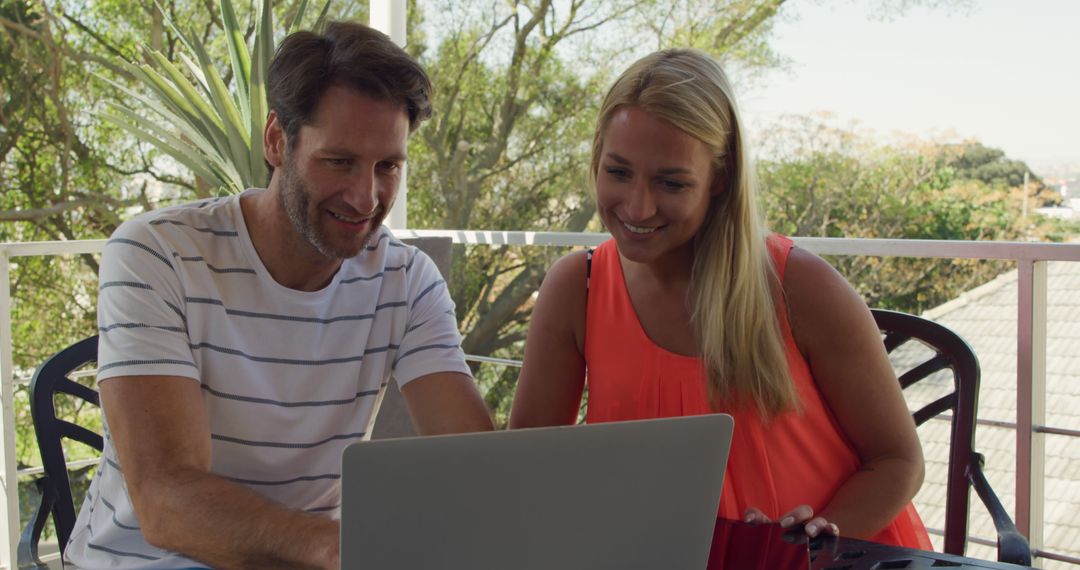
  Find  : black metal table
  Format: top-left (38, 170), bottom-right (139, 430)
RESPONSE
top-left (808, 534), bottom-right (1038, 570)
top-left (709, 519), bottom-right (1037, 570)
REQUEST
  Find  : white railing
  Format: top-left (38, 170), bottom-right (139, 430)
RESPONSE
top-left (1, 233), bottom-right (1079, 569)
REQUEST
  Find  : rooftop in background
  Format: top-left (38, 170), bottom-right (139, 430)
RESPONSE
top-left (908, 258), bottom-right (1080, 567)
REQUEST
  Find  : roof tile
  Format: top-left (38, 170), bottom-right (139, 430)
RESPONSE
top-left (892, 261), bottom-right (1080, 560)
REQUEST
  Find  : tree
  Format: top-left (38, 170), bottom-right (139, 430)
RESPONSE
top-left (757, 114), bottom-right (1057, 313)
top-left (942, 141), bottom-right (1058, 206)
top-left (0, 0), bottom-right (359, 451)
top-left (99, 0), bottom-right (333, 196)
top-left (0, 0), bottom-right (356, 529)
top-left (405, 0), bottom-right (796, 421)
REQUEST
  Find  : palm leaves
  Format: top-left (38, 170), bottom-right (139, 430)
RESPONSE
top-left (100, 0), bottom-right (329, 194)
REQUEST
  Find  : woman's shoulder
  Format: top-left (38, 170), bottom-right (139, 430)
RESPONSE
top-left (783, 244), bottom-right (875, 349)
top-left (540, 249), bottom-right (591, 301)
top-left (783, 246), bottom-right (859, 308)
top-left (532, 249), bottom-right (592, 353)
top-left (783, 246), bottom-right (839, 289)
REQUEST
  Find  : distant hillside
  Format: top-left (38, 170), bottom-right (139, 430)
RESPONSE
top-left (940, 142), bottom-right (1060, 207)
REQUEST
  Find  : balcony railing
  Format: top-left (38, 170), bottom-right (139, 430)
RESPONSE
top-left (1, 232), bottom-right (1079, 569)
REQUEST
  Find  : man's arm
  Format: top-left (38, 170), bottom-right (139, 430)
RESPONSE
top-left (399, 371), bottom-right (494, 434)
top-left (101, 375), bottom-right (339, 570)
top-left (392, 247), bottom-right (494, 434)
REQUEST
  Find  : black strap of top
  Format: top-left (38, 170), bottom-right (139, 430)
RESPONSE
top-left (582, 248), bottom-right (594, 354)
top-left (585, 248), bottom-right (594, 298)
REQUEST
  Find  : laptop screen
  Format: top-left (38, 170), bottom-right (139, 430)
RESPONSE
top-left (341, 414), bottom-right (734, 570)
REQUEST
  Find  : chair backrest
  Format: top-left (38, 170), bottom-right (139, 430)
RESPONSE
top-left (871, 308), bottom-right (979, 556)
top-left (370, 236), bottom-right (454, 439)
top-left (28, 335), bottom-right (102, 553)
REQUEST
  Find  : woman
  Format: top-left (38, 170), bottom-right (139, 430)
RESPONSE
top-left (509, 48), bottom-right (931, 548)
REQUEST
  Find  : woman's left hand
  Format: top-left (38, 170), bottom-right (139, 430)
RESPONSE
top-left (744, 505), bottom-right (840, 538)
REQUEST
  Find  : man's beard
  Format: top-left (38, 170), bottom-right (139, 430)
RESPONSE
top-left (278, 158), bottom-right (385, 260)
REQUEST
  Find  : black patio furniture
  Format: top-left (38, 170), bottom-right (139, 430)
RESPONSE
top-left (19, 335), bottom-right (100, 569)
top-left (872, 308), bottom-right (1031, 566)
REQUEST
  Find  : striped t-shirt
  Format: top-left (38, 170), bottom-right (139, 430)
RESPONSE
top-left (65, 190), bottom-right (470, 569)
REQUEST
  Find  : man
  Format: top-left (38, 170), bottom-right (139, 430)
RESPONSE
top-left (65, 22), bottom-right (494, 569)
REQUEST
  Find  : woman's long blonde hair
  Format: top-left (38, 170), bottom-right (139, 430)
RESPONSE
top-left (590, 49), bottom-right (798, 418)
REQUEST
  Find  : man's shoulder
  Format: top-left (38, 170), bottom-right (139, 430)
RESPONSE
top-left (110, 195), bottom-right (242, 246)
top-left (338, 227), bottom-right (448, 296)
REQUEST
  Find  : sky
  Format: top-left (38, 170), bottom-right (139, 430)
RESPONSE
top-left (739, 0), bottom-right (1080, 175)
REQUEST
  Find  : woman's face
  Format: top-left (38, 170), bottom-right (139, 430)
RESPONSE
top-left (595, 105), bottom-right (719, 266)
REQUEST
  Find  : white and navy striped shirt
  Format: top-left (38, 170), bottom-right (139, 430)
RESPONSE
top-left (65, 190), bottom-right (470, 569)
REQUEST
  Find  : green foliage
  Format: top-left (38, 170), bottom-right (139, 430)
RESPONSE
top-left (10, 256), bottom-right (101, 469)
top-left (634, 0), bottom-right (787, 69)
top-left (939, 141), bottom-right (1059, 207)
top-left (758, 116), bottom-right (1060, 313)
top-left (99, 0), bottom-right (329, 194)
top-left (0, 0), bottom-right (345, 534)
top-left (405, 0), bottom-right (797, 386)
top-left (944, 141), bottom-right (1035, 188)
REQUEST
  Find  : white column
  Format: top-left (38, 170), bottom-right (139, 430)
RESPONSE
top-left (1016, 259), bottom-right (1047, 553)
top-left (0, 250), bottom-right (18, 569)
top-left (370, 0), bottom-right (409, 230)
top-left (369, 0), bottom-right (406, 44)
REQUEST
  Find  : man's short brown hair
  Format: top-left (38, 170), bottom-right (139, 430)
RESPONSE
top-left (266, 21), bottom-right (432, 167)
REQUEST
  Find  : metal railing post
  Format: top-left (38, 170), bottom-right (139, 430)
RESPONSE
top-left (1015, 259), bottom-right (1047, 554)
top-left (0, 248), bottom-right (19, 569)
top-left (370, 0), bottom-right (409, 231)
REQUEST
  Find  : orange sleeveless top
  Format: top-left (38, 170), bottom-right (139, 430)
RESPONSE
top-left (583, 235), bottom-right (931, 549)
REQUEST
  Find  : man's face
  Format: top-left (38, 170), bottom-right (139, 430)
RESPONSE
top-left (271, 85), bottom-right (410, 260)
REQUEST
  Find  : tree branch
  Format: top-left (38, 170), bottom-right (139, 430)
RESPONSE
top-left (60, 11), bottom-right (130, 60)
top-left (0, 197), bottom-right (127, 222)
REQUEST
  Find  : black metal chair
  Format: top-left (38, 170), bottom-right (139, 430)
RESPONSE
top-left (872, 308), bottom-right (1031, 566)
top-left (19, 335), bottom-right (101, 569)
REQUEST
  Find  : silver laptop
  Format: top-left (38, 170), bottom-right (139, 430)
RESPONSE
top-left (341, 414), bottom-right (734, 570)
